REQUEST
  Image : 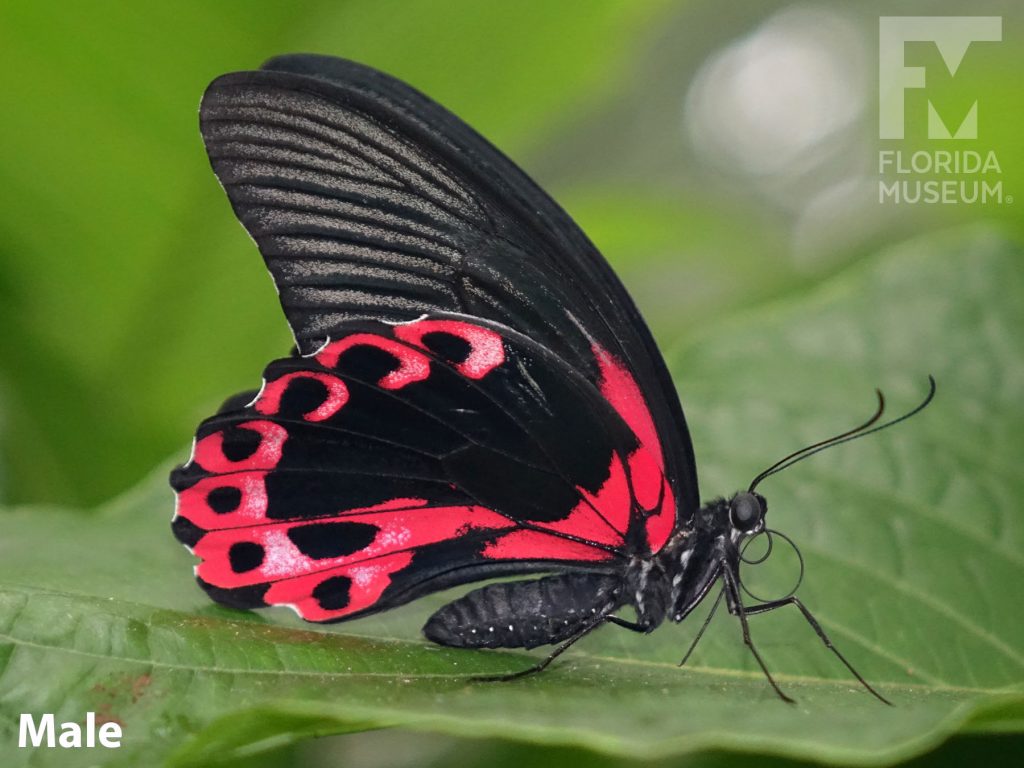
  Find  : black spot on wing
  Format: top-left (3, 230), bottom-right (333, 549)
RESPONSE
top-left (313, 575), bottom-right (352, 610)
top-left (221, 426), bottom-right (262, 462)
top-left (420, 331), bottom-right (471, 365)
top-left (264, 445), bottom-right (468, 521)
top-left (287, 521), bottom-right (378, 559)
top-left (229, 541), bottom-right (265, 573)
top-left (197, 578), bottom-right (270, 609)
top-left (443, 445), bottom-right (580, 523)
top-left (276, 375), bottom-right (331, 418)
top-left (325, 343), bottom-right (400, 382)
top-left (172, 516), bottom-right (205, 548)
top-left (207, 486), bottom-right (242, 514)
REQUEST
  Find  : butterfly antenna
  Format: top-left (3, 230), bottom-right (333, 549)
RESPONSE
top-left (749, 376), bottom-right (935, 492)
top-left (748, 388), bottom-right (886, 492)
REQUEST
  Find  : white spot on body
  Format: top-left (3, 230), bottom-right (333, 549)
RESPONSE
top-left (672, 550), bottom-right (693, 592)
top-left (636, 560), bottom-right (654, 615)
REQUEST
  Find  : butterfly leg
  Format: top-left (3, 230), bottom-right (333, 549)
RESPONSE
top-left (722, 568), bottom-right (796, 704)
top-left (605, 615), bottom-right (648, 632)
top-left (738, 596), bottom-right (891, 705)
top-left (678, 586), bottom-right (726, 667)
top-left (469, 614), bottom-right (611, 682)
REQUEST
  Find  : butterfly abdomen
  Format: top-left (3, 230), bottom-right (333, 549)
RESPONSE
top-left (422, 572), bottom-right (622, 650)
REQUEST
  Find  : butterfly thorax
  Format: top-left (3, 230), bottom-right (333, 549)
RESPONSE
top-left (619, 557), bottom-right (671, 631)
top-left (654, 498), bottom-right (737, 624)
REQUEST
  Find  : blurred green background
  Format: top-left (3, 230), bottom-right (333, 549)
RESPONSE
top-left (0, 0), bottom-right (1020, 765)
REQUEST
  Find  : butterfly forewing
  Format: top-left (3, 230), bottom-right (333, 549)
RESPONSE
top-left (198, 54), bottom-right (699, 521)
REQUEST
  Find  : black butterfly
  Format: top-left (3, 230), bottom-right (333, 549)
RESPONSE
top-left (171, 53), bottom-right (933, 702)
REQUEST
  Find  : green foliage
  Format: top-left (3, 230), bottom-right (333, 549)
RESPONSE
top-left (1, 2), bottom-right (1022, 764)
top-left (0, 0), bottom-right (668, 507)
top-left (1, 229), bottom-right (1020, 766)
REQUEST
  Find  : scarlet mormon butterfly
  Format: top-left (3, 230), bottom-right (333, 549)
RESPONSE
top-left (170, 54), bottom-right (934, 702)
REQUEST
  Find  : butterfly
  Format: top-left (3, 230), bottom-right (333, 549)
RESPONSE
top-left (171, 54), bottom-right (932, 702)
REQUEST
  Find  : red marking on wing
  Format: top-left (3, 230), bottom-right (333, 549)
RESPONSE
top-left (581, 452), bottom-right (632, 535)
top-left (394, 319), bottom-right (505, 378)
top-left (264, 552), bottom-right (415, 621)
top-left (626, 447), bottom-right (676, 553)
top-left (628, 447), bottom-right (662, 512)
top-left (315, 334), bottom-right (431, 389)
top-left (644, 476), bottom-right (676, 553)
top-left (179, 493), bottom-right (440, 535)
top-left (193, 503), bottom-right (512, 590)
top-left (176, 471), bottom-right (269, 530)
top-left (592, 344), bottom-right (664, 469)
top-left (536, 452), bottom-right (630, 545)
top-left (591, 344), bottom-right (676, 553)
top-left (255, 371), bottom-right (349, 422)
top-left (482, 530), bottom-right (611, 562)
top-left (186, 498), bottom-right (629, 621)
top-left (475, 451), bottom-right (639, 559)
top-left (186, 489), bottom-right (619, 620)
top-left (193, 420), bottom-right (287, 473)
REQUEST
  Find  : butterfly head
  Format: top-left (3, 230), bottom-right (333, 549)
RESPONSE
top-left (728, 491), bottom-right (766, 537)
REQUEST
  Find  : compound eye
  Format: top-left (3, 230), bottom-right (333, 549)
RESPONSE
top-left (730, 493), bottom-right (763, 532)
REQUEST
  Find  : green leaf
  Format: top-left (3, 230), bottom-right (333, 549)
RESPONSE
top-left (560, 189), bottom-right (792, 348)
top-left (1, 227), bottom-right (1021, 767)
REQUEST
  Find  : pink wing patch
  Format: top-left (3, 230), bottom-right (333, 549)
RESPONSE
top-left (393, 319), bottom-right (506, 379)
top-left (483, 345), bottom-right (677, 558)
top-left (592, 344), bottom-right (676, 553)
top-left (190, 500), bottom-right (514, 621)
top-left (534, 452), bottom-right (632, 546)
top-left (315, 334), bottom-right (431, 390)
top-left (255, 371), bottom-right (349, 421)
top-left (193, 420), bottom-right (288, 473)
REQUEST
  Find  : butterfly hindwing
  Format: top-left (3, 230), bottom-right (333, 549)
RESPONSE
top-left (171, 316), bottom-right (676, 622)
top-left (199, 54), bottom-right (699, 523)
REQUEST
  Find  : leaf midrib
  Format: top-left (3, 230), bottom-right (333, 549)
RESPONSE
top-left (0, 583), bottom-right (1012, 696)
